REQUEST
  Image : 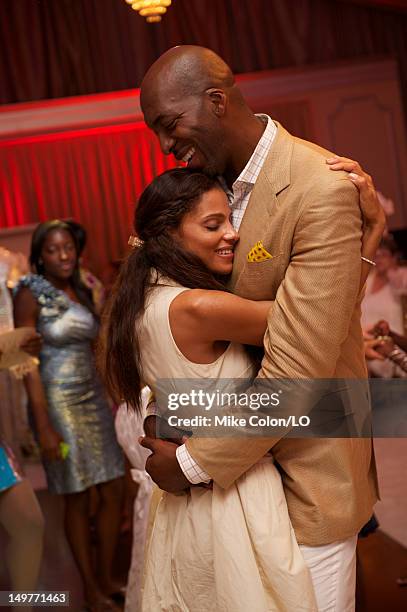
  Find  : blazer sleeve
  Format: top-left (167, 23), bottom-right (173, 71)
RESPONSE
top-left (186, 176), bottom-right (363, 489)
top-left (262, 176), bottom-right (362, 379)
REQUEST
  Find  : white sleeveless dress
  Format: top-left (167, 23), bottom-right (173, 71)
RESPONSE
top-left (139, 282), bottom-right (317, 612)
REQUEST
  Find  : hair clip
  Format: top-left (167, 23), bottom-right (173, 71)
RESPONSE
top-left (128, 235), bottom-right (144, 248)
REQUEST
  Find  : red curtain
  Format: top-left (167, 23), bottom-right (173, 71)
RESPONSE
top-left (0, 122), bottom-right (176, 278)
top-left (1, 0), bottom-right (406, 107)
top-left (1, 0), bottom-right (406, 280)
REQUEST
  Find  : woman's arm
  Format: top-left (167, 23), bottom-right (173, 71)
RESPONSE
top-left (14, 288), bottom-right (63, 461)
top-left (170, 290), bottom-right (272, 348)
top-left (326, 156), bottom-right (386, 290)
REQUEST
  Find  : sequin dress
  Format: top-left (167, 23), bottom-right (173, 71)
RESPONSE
top-left (14, 275), bottom-right (124, 495)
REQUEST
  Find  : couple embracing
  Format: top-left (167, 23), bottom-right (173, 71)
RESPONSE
top-left (101, 46), bottom-right (382, 611)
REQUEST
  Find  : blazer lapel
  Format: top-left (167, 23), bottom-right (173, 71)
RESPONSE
top-left (230, 123), bottom-right (294, 292)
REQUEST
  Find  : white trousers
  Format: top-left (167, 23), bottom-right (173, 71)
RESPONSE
top-left (300, 535), bottom-right (358, 612)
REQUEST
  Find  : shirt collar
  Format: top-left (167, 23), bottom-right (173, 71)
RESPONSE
top-left (218, 114), bottom-right (276, 194)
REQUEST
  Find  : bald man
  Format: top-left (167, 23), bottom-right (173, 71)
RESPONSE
top-left (139, 46), bottom-right (378, 611)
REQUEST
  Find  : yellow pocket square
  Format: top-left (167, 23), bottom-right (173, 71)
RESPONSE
top-left (247, 241), bottom-right (274, 263)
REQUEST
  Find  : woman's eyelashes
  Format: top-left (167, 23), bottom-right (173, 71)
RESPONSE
top-left (46, 244), bottom-right (75, 254)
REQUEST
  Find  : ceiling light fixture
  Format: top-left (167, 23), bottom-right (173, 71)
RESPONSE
top-left (125, 0), bottom-right (172, 23)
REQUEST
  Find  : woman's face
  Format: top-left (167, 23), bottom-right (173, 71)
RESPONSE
top-left (174, 188), bottom-right (239, 275)
top-left (40, 229), bottom-right (77, 281)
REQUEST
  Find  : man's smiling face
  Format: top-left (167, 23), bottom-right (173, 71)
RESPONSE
top-left (141, 79), bottom-right (228, 178)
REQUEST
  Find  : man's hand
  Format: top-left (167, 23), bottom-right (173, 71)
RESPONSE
top-left (139, 436), bottom-right (190, 493)
top-left (144, 415), bottom-right (158, 438)
top-left (144, 414), bottom-right (191, 445)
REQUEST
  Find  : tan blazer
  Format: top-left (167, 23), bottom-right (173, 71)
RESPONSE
top-left (186, 123), bottom-right (379, 546)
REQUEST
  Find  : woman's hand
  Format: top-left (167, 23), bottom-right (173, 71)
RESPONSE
top-left (327, 156), bottom-right (385, 288)
top-left (369, 319), bottom-right (391, 338)
top-left (364, 337), bottom-right (386, 361)
top-left (364, 319), bottom-right (396, 360)
top-left (375, 337), bottom-right (396, 358)
top-left (20, 331), bottom-right (43, 357)
top-left (326, 156), bottom-right (386, 232)
top-left (38, 424), bottom-right (63, 462)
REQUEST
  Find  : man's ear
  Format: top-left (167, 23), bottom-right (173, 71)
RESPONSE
top-left (205, 88), bottom-right (227, 118)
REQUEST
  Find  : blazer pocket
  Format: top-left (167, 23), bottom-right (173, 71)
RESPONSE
top-left (244, 252), bottom-right (284, 276)
top-left (234, 253), bottom-right (286, 299)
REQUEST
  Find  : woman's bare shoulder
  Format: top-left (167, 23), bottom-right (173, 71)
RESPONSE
top-left (170, 289), bottom-right (229, 317)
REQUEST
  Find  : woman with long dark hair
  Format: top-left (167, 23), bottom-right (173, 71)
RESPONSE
top-left (13, 220), bottom-right (124, 612)
top-left (100, 162), bottom-right (385, 611)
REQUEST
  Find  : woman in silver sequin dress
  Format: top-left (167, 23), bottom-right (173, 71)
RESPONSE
top-left (13, 221), bottom-right (124, 612)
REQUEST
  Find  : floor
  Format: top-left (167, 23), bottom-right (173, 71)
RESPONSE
top-left (0, 438), bottom-right (406, 611)
top-left (1, 490), bottom-right (406, 611)
top-left (357, 531), bottom-right (407, 611)
top-left (0, 487), bottom-right (130, 612)
top-left (374, 438), bottom-right (407, 548)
